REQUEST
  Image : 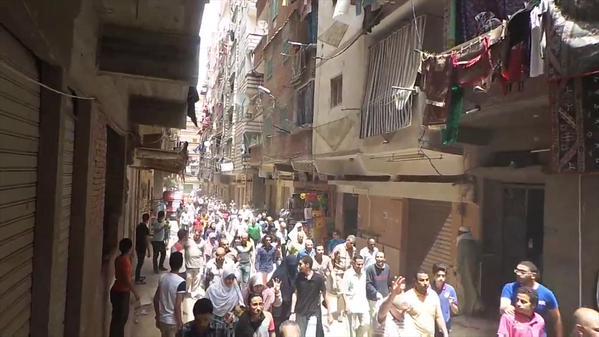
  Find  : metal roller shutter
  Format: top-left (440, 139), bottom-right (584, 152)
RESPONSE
top-left (0, 26), bottom-right (40, 337)
top-left (407, 200), bottom-right (453, 276)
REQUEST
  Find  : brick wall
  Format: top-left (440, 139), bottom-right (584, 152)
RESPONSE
top-left (78, 107), bottom-right (108, 337)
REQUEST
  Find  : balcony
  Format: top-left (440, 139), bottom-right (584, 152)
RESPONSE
top-left (253, 35), bottom-right (266, 68)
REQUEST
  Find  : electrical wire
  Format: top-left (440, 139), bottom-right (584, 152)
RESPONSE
top-left (410, 0), bottom-right (422, 44)
top-left (0, 60), bottom-right (96, 100)
top-left (315, 30), bottom-right (366, 68)
top-left (417, 126), bottom-right (444, 175)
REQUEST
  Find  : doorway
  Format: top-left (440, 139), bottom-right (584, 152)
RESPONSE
top-left (481, 182), bottom-right (545, 310)
top-left (342, 193), bottom-right (358, 235)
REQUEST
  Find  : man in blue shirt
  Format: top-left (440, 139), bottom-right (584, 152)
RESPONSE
top-left (327, 231), bottom-right (345, 255)
top-left (500, 260), bottom-right (563, 337)
top-left (431, 263), bottom-right (458, 335)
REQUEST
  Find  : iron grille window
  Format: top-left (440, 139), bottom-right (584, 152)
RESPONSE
top-left (360, 16), bottom-right (426, 138)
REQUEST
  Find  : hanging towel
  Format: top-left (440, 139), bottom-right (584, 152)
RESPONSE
top-left (529, 0), bottom-right (549, 77)
top-left (333, 0), bottom-right (351, 20)
top-left (422, 55), bottom-right (454, 125)
top-left (452, 37), bottom-right (494, 89)
top-left (442, 86), bottom-right (465, 145)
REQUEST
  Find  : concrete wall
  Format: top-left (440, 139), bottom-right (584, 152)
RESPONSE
top-left (544, 175), bottom-right (599, 329)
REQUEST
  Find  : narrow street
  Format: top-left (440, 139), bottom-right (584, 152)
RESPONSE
top-left (129, 222), bottom-right (496, 337)
top-left (2, 0), bottom-right (599, 337)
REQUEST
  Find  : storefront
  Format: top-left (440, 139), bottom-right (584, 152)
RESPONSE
top-left (291, 181), bottom-right (336, 244)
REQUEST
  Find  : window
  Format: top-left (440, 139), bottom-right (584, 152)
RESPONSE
top-left (330, 75), bottom-right (343, 108)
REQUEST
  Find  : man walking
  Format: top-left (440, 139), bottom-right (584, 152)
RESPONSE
top-left (400, 272), bottom-right (448, 337)
top-left (332, 235), bottom-right (356, 272)
top-left (298, 239), bottom-right (316, 260)
top-left (291, 256), bottom-right (333, 337)
top-left (152, 211), bottom-right (169, 273)
top-left (154, 252), bottom-right (186, 337)
top-left (342, 256), bottom-right (370, 337)
top-left (135, 213), bottom-right (152, 284)
top-left (185, 231), bottom-right (206, 298)
top-left (235, 232), bottom-right (255, 287)
top-left (500, 261), bottom-right (563, 337)
top-left (431, 263), bottom-right (458, 336)
top-left (359, 238), bottom-right (379, 268)
top-left (365, 252), bottom-right (393, 333)
top-left (203, 247), bottom-right (232, 289)
top-left (312, 245), bottom-right (332, 278)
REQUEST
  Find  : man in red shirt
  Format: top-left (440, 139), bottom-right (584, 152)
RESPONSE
top-left (110, 238), bottom-right (140, 337)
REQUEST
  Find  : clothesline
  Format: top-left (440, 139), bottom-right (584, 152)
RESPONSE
top-left (415, 23), bottom-right (506, 60)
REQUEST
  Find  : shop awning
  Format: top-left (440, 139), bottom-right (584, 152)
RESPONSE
top-left (131, 147), bottom-right (188, 174)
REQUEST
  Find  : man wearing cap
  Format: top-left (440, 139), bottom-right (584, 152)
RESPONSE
top-left (456, 226), bottom-right (482, 316)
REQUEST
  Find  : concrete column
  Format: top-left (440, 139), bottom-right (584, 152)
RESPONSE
top-left (544, 175), bottom-right (599, 330)
top-left (31, 64), bottom-right (67, 337)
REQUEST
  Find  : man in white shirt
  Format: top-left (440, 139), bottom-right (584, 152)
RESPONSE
top-left (184, 232), bottom-right (206, 298)
top-left (359, 238), bottom-right (379, 268)
top-left (154, 252), bottom-right (186, 337)
top-left (342, 255), bottom-right (370, 337)
top-left (202, 247), bottom-right (233, 290)
top-left (397, 272), bottom-right (448, 337)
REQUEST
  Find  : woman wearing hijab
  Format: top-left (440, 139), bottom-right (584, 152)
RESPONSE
top-left (242, 273), bottom-right (282, 312)
top-left (204, 268), bottom-right (244, 337)
top-left (268, 255), bottom-right (298, 335)
top-left (235, 294), bottom-right (276, 337)
top-left (286, 222), bottom-right (304, 244)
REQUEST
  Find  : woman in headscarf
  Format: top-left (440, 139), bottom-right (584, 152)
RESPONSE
top-left (268, 255), bottom-right (298, 335)
top-left (204, 267), bottom-right (244, 337)
top-left (242, 273), bottom-right (282, 312)
top-left (286, 222), bottom-right (304, 244)
top-left (235, 294), bottom-right (276, 337)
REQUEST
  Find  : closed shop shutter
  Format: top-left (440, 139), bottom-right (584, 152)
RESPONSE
top-left (407, 200), bottom-right (453, 276)
top-left (0, 27), bottom-right (40, 336)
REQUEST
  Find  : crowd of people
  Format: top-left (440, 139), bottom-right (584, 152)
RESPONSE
top-left (108, 194), bottom-right (599, 337)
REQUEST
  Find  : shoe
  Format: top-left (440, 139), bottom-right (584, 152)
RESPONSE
top-left (154, 269), bottom-right (159, 274)
top-left (135, 280), bottom-right (147, 285)
top-left (159, 267), bottom-right (168, 271)
top-left (140, 276), bottom-right (147, 281)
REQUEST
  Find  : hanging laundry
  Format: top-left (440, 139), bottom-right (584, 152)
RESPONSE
top-left (453, 37), bottom-right (494, 89)
top-left (299, 0), bottom-right (312, 21)
top-left (333, 0), bottom-right (351, 20)
top-left (529, 0), bottom-right (549, 77)
top-left (362, 3), bottom-right (383, 33)
top-left (442, 86), bottom-right (464, 145)
top-left (457, 0), bottom-right (524, 42)
top-left (355, 0), bottom-right (362, 16)
top-left (546, 1), bottom-right (599, 80)
top-left (422, 55), bottom-right (454, 125)
top-left (501, 42), bottom-right (526, 93)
